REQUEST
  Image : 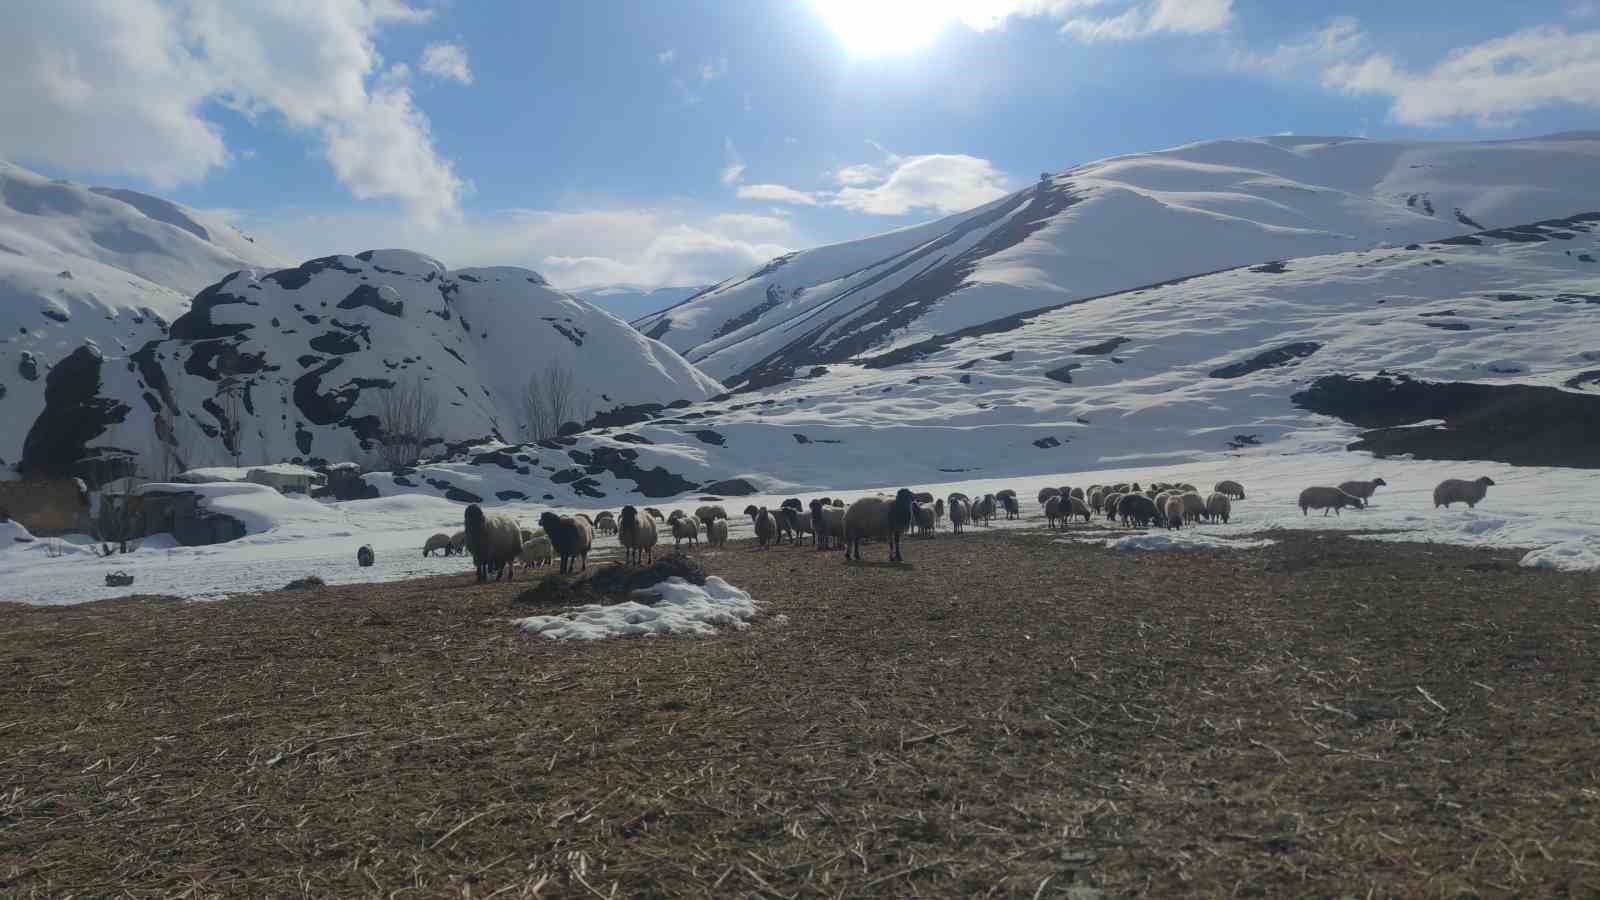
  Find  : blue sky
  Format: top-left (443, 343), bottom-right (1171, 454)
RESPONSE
top-left (4, 1), bottom-right (1598, 289)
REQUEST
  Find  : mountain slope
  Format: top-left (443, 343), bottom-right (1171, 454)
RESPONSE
top-left (635, 134), bottom-right (1600, 386)
top-left (574, 283), bottom-right (711, 321)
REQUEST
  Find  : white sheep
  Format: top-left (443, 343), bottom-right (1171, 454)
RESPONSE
top-left (619, 505), bottom-right (659, 565)
top-left (1338, 478), bottom-right (1389, 505)
top-left (1180, 492), bottom-right (1206, 523)
top-left (811, 500), bottom-right (845, 549)
top-left (518, 534), bottom-right (554, 568)
top-left (422, 532), bottom-right (453, 557)
top-left (972, 494), bottom-right (997, 526)
top-left (1434, 476), bottom-right (1495, 509)
top-left (670, 513), bottom-right (700, 547)
top-left (464, 504), bottom-right (523, 582)
top-left (753, 507), bottom-right (777, 549)
top-left (1298, 486), bottom-right (1364, 516)
top-left (913, 502), bottom-right (935, 537)
top-left (1044, 495), bottom-right (1064, 529)
top-left (948, 495), bottom-right (970, 535)
top-left (695, 505), bottom-right (727, 526)
top-left (844, 489), bottom-right (915, 563)
top-left (1163, 496), bottom-right (1184, 530)
top-left (707, 517), bottom-right (730, 548)
top-left (1204, 492), bottom-right (1231, 524)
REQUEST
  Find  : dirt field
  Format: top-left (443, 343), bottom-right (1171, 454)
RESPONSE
top-left (3, 527), bottom-right (1598, 898)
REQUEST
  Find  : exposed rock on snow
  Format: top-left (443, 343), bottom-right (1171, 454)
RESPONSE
top-left (513, 576), bottom-right (758, 641)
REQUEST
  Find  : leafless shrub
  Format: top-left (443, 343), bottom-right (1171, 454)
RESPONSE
top-left (521, 364), bottom-right (590, 442)
top-left (374, 376), bottom-right (440, 470)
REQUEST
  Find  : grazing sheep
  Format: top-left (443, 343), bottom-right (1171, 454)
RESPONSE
top-left (753, 507), bottom-right (778, 549)
top-left (1163, 496), bottom-right (1184, 530)
top-left (1298, 486), bottom-right (1365, 517)
top-left (357, 545), bottom-right (375, 567)
top-left (538, 511), bottom-right (594, 574)
top-left (1068, 496), bottom-right (1092, 523)
top-left (1117, 493), bottom-right (1160, 528)
top-left (707, 517), bottom-right (730, 548)
top-left (1037, 487), bottom-right (1061, 506)
top-left (1069, 487), bottom-right (1086, 501)
top-left (972, 494), bottom-right (997, 526)
top-left (844, 489), bottom-right (916, 563)
top-left (1044, 495), bottom-right (1064, 529)
top-left (1089, 488), bottom-right (1106, 512)
top-left (1434, 476), bottom-right (1496, 509)
top-left (422, 532), bottom-right (453, 557)
top-left (744, 504), bottom-right (760, 520)
top-left (1180, 492), bottom-right (1206, 523)
top-left (670, 512), bottom-right (700, 547)
top-left (594, 511), bottom-right (617, 535)
top-left (518, 534), bottom-right (554, 568)
top-left (1338, 478), bottom-right (1389, 505)
top-left (913, 502), bottom-right (936, 537)
top-left (1214, 480), bottom-right (1246, 500)
top-left (1000, 494), bottom-right (1020, 520)
top-left (1205, 492), bottom-right (1232, 524)
top-left (464, 504), bottom-right (523, 582)
top-left (695, 505), bottom-right (727, 526)
top-left (1152, 492), bottom-right (1173, 515)
top-left (618, 505), bottom-right (659, 565)
top-left (449, 531), bottom-right (467, 555)
top-left (948, 495), bottom-right (970, 535)
top-left (1102, 492), bottom-right (1124, 520)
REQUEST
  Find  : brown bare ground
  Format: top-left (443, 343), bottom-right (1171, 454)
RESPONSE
top-left (2, 528), bottom-right (1598, 898)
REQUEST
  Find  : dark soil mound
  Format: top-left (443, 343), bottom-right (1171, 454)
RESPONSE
top-left (282, 575), bottom-right (326, 591)
top-left (513, 552), bottom-right (708, 607)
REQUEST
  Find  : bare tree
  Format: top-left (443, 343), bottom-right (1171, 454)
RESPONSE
top-left (145, 405), bottom-right (192, 483)
top-left (521, 364), bottom-right (589, 442)
top-left (375, 376), bottom-right (440, 470)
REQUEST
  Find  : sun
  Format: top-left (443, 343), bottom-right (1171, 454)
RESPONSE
top-left (814, 0), bottom-right (998, 57)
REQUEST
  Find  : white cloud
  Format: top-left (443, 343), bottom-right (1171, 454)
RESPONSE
top-left (736, 183), bottom-right (824, 205)
top-left (1231, 18), bottom-right (1365, 77)
top-left (738, 151), bottom-right (1010, 216)
top-left (1321, 26), bottom-right (1600, 127)
top-left (720, 137), bottom-right (745, 185)
top-left (699, 56), bottom-right (729, 81)
top-left (1061, 0), bottom-right (1233, 41)
top-left (251, 206), bottom-right (804, 290)
top-left (420, 42), bottom-right (472, 84)
top-left (832, 154), bottom-right (1009, 215)
top-left (657, 49), bottom-right (676, 64)
top-left (0, 0), bottom-right (462, 221)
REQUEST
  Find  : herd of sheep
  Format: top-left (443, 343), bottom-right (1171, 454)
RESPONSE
top-left (406, 473), bottom-right (1499, 579)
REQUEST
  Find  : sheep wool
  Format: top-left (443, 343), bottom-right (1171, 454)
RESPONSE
top-left (422, 533), bottom-right (453, 557)
top-left (1205, 492), bottom-right (1232, 524)
top-left (1338, 478), bottom-right (1388, 503)
top-left (464, 504), bottom-right (523, 583)
top-left (538, 511), bottom-right (594, 575)
top-left (844, 489), bottom-right (915, 563)
top-left (1433, 476), bottom-right (1495, 509)
top-left (618, 505), bottom-right (660, 565)
top-left (1298, 486), bottom-right (1364, 517)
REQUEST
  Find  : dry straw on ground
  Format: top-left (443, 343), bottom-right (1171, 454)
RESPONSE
top-left (2, 529), bottom-right (1597, 897)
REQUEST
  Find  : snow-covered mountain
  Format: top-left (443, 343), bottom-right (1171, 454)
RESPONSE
top-left (573, 283), bottom-right (711, 321)
top-left (379, 207), bottom-right (1599, 507)
top-left (635, 133), bottom-right (1600, 387)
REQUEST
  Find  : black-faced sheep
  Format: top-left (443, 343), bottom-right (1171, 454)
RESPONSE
top-left (464, 504), bottom-right (523, 582)
top-left (995, 488), bottom-right (1016, 502)
top-left (1298, 486), bottom-right (1364, 516)
top-left (594, 511), bottom-right (617, 535)
top-left (1037, 487), bottom-right (1061, 506)
top-left (518, 534), bottom-right (554, 568)
top-left (788, 507), bottom-right (815, 541)
top-left (670, 513), bottom-right (700, 547)
top-left (422, 532), bottom-right (453, 557)
top-left (538, 511), bottom-right (594, 574)
top-left (1339, 478), bottom-right (1388, 505)
top-left (357, 544), bottom-right (375, 567)
top-left (619, 505), bottom-right (659, 564)
top-left (1205, 492), bottom-right (1232, 524)
top-left (1000, 494), bottom-right (1020, 520)
top-left (948, 496), bottom-right (970, 535)
top-left (1214, 480), bottom-right (1246, 500)
top-left (1433, 476), bottom-right (1495, 509)
top-left (1117, 493), bottom-right (1159, 528)
top-left (844, 489), bottom-right (915, 563)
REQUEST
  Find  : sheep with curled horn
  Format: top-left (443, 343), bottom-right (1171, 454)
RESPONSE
top-left (538, 511), bottom-right (593, 574)
top-left (912, 491), bottom-right (935, 505)
top-left (844, 489), bottom-right (916, 563)
top-left (593, 511), bottom-right (617, 535)
top-left (463, 503), bottom-right (523, 583)
top-left (618, 505), bottom-right (659, 565)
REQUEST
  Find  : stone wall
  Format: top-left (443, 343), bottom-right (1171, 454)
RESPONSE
top-left (0, 478), bottom-right (90, 535)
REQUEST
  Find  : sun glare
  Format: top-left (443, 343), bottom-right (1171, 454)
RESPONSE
top-left (814, 0), bottom-right (1007, 57)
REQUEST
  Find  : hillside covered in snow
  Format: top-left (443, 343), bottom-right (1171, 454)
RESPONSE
top-left (635, 133), bottom-right (1600, 388)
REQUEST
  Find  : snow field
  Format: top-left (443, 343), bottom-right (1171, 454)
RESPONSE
top-left (512, 576), bottom-right (759, 640)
